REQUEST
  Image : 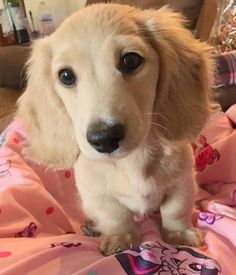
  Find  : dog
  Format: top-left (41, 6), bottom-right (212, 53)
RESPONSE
top-left (17, 4), bottom-right (214, 256)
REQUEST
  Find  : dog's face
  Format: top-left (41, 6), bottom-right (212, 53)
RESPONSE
top-left (51, 6), bottom-right (159, 160)
top-left (18, 4), bottom-right (213, 167)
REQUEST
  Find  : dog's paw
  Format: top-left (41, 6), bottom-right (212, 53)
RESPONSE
top-left (162, 227), bottom-right (204, 247)
top-left (100, 231), bottom-right (141, 256)
top-left (80, 220), bottom-right (101, 237)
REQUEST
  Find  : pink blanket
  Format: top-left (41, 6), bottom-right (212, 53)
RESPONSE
top-left (0, 106), bottom-right (236, 275)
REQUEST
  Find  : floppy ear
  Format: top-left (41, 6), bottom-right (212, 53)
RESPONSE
top-left (17, 38), bottom-right (79, 169)
top-left (141, 7), bottom-right (214, 142)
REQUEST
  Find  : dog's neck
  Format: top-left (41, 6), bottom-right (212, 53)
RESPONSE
top-left (118, 130), bottom-right (170, 179)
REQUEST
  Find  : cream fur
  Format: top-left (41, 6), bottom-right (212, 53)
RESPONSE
top-left (17, 4), bottom-right (214, 255)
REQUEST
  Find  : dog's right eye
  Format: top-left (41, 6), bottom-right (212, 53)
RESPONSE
top-left (58, 68), bottom-right (77, 87)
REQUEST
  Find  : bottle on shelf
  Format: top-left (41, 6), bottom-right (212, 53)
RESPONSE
top-left (5, 0), bottom-right (30, 44)
top-left (38, 1), bottom-right (55, 37)
top-left (1, 7), bottom-right (16, 46)
top-left (29, 10), bottom-right (40, 39)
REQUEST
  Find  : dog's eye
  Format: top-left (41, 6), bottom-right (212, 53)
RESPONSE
top-left (119, 52), bottom-right (143, 74)
top-left (58, 68), bottom-right (77, 87)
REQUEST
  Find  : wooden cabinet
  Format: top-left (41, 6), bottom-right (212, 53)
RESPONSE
top-left (195, 0), bottom-right (217, 41)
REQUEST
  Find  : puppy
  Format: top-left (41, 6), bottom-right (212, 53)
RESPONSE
top-left (17, 4), bottom-right (214, 256)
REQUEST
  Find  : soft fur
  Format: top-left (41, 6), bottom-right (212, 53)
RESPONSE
top-left (17, 4), bottom-right (214, 255)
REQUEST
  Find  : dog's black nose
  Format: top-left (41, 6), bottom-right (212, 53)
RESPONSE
top-left (86, 122), bottom-right (125, 153)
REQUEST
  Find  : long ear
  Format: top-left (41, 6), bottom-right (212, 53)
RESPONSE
top-left (141, 7), bottom-right (214, 142)
top-left (17, 38), bottom-right (79, 169)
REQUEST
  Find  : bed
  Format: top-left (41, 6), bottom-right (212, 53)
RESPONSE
top-left (0, 105), bottom-right (236, 274)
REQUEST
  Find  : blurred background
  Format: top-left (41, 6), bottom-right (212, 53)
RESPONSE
top-left (0, 0), bottom-right (87, 42)
top-left (0, 0), bottom-right (231, 44)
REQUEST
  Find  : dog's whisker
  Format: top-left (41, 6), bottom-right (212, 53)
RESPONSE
top-left (144, 112), bottom-right (171, 126)
top-left (145, 112), bottom-right (168, 117)
top-left (150, 121), bottom-right (175, 143)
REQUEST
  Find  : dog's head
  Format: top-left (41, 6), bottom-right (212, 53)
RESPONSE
top-left (18, 4), bottom-right (213, 167)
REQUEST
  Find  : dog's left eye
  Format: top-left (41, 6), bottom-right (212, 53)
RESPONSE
top-left (58, 68), bottom-right (77, 87)
top-left (119, 52), bottom-right (143, 74)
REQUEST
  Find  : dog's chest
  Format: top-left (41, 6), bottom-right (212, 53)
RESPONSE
top-left (110, 163), bottom-right (163, 215)
top-left (76, 154), bottom-right (165, 216)
top-left (117, 179), bottom-right (161, 215)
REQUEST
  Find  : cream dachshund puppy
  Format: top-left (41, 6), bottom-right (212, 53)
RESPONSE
top-left (18, 4), bottom-right (213, 255)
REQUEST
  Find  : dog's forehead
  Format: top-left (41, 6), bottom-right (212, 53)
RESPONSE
top-left (55, 4), bottom-right (140, 43)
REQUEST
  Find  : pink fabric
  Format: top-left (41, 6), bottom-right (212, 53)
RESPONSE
top-left (193, 105), bottom-right (236, 220)
top-left (0, 107), bottom-right (236, 274)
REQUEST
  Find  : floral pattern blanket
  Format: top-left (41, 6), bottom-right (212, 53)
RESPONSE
top-left (0, 106), bottom-right (236, 275)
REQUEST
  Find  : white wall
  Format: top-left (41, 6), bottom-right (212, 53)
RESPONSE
top-left (24, 0), bottom-right (86, 30)
top-left (0, 1), bottom-right (3, 10)
top-left (67, 0), bottom-right (87, 15)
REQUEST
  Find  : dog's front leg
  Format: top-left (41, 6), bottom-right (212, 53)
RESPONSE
top-left (83, 196), bottom-right (141, 256)
top-left (160, 175), bottom-right (204, 247)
